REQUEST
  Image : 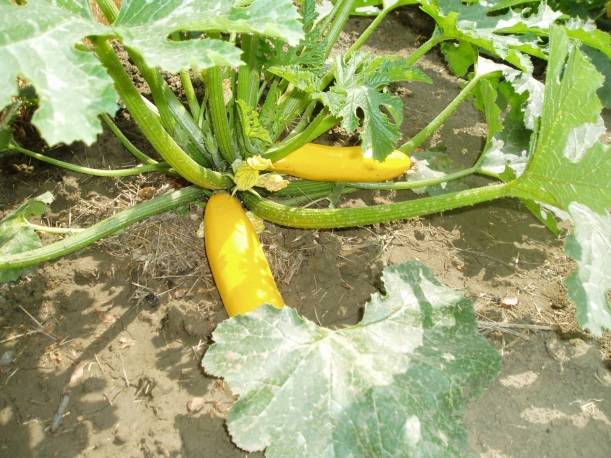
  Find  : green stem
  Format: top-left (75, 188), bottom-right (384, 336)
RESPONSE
top-left (322, 0), bottom-right (357, 58)
top-left (399, 75), bottom-right (484, 155)
top-left (264, 112), bottom-right (339, 162)
top-left (345, 8), bottom-right (391, 60)
top-left (285, 101), bottom-right (317, 138)
top-left (25, 222), bottom-right (84, 234)
top-left (101, 114), bottom-right (158, 165)
top-left (9, 145), bottom-right (169, 177)
top-left (180, 70), bottom-right (200, 120)
top-left (404, 31), bottom-right (445, 67)
top-left (243, 183), bottom-right (511, 229)
top-left (127, 51), bottom-right (212, 167)
top-left (237, 34), bottom-right (259, 108)
top-left (205, 67), bottom-right (238, 162)
top-left (279, 187), bottom-right (356, 207)
top-left (93, 38), bottom-right (231, 189)
top-left (347, 166), bottom-right (478, 190)
top-left (95, 0), bottom-right (119, 23)
top-left (0, 187), bottom-right (209, 273)
top-left (274, 180), bottom-right (336, 198)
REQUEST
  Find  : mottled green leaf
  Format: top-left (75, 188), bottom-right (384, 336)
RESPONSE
top-left (203, 262), bottom-right (500, 457)
top-left (565, 203), bottom-right (611, 337)
top-left (583, 46), bottom-right (611, 109)
top-left (0, 0), bottom-right (118, 146)
top-left (509, 27), bottom-right (610, 213)
top-left (0, 192), bottom-right (54, 282)
top-left (114, 0), bottom-right (303, 72)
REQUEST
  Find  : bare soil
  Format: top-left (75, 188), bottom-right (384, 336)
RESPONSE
top-left (1, 13), bottom-right (610, 458)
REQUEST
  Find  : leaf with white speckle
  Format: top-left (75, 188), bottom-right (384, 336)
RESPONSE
top-left (203, 262), bottom-right (500, 457)
top-left (0, 0), bottom-right (117, 145)
top-left (0, 192), bottom-right (54, 282)
top-left (565, 204), bottom-right (611, 337)
top-left (114, 0), bottom-right (303, 72)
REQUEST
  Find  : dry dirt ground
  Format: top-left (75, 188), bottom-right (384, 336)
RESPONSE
top-left (1, 13), bottom-right (610, 458)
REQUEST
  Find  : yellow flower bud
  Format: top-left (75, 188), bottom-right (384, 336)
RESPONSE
top-left (246, 155), bottom-right (272, 171)
top-left (256, 173), bottom-right (289, 192)
top-left (233, 162), bottom-right (260, 191)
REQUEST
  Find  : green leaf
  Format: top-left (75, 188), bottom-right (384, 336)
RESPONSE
top-left (114, 0), bottom-right (304, 73)
top-left (565, 203), bottom-right (611, 337)
top-left (509, 27), bottom-right (610, 213)
top-left (583, 46), bottom-right (611, 109)
top-left (0, 0), bottom-right (118, 146)
top-left (203, 261), bottom-right (500, 457)
top-left (421, 0), bottom-right (560, 71)
top-left (267, 65), bottom-right (324, 93)
top-left (236, 99), bottom-right (272, 143)
top-left (318, 54), bottom-right (430, 160)
top-left (441, 41), bottom-right (478, 77)
top-left (0, 192), bottom-right (54, 282)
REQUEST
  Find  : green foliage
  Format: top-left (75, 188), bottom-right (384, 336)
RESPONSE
top-left (0, 192), bottom-right (54, 282)
top-left (0, 0), bottom-right (117, 145)
top-left (318, 54), bottom-right (431, 160)
top-left (565, 203), bottom-right (611, 336)
top-left (203, 262), bottom-right (500, 457)
top-left (115, 0), bottom-right (303, 73)
top-left (509, 27), bottom-right (609, 214)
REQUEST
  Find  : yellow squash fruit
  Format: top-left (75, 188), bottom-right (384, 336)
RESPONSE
top-left (271, 143), bottom-right (412, 182)
top-left (204, 193), bottom-right (284, 316)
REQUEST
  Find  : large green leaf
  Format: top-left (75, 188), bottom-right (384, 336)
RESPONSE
top-left (0, 192), bottom-right (54, 282)
top-left (114, 0), bottom-right (303, 72)
top-left (318, 54), bottom-right (431, 160)
top-left (565, 203), bottom-right (611, 337)
top-left (421, 0), bottom-right (611, 74)
top-left (203, 262), bottom-right (500, 457)
top-left (0, 0), bottom-right (117, 146)
top-left (421, 0), bottom-right (558, 71)
top-left (509, 26), bottom-right (610, 214)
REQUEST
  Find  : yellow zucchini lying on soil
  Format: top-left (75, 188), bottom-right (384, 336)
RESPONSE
top-left (204, 193), bottom-right (284, 316)
top-left (271, 143), bottom-right (412, 182)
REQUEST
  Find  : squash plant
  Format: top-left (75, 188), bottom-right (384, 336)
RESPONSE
top-left (1, 0), bottom-right (610, 455)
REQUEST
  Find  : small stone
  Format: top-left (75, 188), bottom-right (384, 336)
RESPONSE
top-left (500, 296), bottom-right (519, 309)
top-left (0, 350), bottom-right (15, 367)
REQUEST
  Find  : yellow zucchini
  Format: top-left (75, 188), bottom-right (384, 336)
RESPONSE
top-left (271, 143), bottom-right (411, 182)
top-left (204, 193), bottom-right (284, 316)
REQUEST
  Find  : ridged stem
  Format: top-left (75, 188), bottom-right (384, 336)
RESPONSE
top-left (204, 67), bottom-right (238, 162)
top-left (243, 183), bottom-right (511, 229)
top-left (93, 38), bottom-right (231, 189)
top-left (0, 187), bottom-right (209, 272)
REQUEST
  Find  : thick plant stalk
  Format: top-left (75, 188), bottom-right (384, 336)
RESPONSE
top-left (8, 145), bottom-right (169, 177)
top-left (0, 187), bottom-right (209, 273)
top-left (93, 38), bottom-right (232, 189)
top-left (242, 183), bottom-right (511, 228)
top-left (237, 34), bottom-right (260, 108)
top-left (205, 67), bottom-right (238, 162)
